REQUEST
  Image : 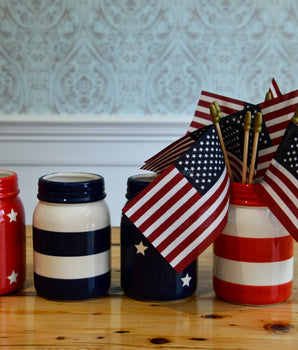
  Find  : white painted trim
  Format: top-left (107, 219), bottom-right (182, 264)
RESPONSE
top-left (0, 114), bottom-right (192, 226)
top-left (0, 114), bottom-right (191, 142)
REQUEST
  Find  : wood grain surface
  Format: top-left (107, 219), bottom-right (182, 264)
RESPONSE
top-left (0, 227), bottom-right (297, 349)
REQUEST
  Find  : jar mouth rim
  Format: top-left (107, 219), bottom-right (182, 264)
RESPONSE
top-left (42, 172), bottom-right (101, 183)
top-left (0, 170), bottom-right (16, 179)
top-left (38, 172), bottom-right (106, 203)
top-left (131, 173), bottom-right (158, 183)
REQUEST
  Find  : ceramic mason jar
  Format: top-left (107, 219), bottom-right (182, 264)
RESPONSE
top-left (213, 182), bottom-right (294, 305)
top-left (0, 170), bottom-right (26, 295)
top-left (33, 172), bottom-right (111, 300)
top-left (121, 174), bottom-right (197, 301)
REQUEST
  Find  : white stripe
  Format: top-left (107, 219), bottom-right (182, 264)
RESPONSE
top-left (269, 130), bottom-right (287, 143)
top-left (134, 174), bottom-right (187, 227)
top-left (258, 145), bottom-right (276, 158)
top-left (124, 168), bottom-right (178, 217)
top-left (261, 96), bottom-right (298, 115)
top-left (190, 115), bottom-right (211, 127)
top-left (270, 83), bottom-right (278, 98)
top-left (200, 95), bottom-right (243, 111)
top-left (152, 167), bottom-right (228, 247)
top-left (169, 180), bottom-right (230, 268)
top-left (213, 256), bottom-right (294, 286)
top-left (143, 185), bottom-right (197, 237)
top-left (266, 160), bottom-right (298, 204)
top-left (34, 250), bottom-right (110, 279)
top-left (222, 206), bottom-right (290, 239)
top-left (262, 184), bottom-right (298, 229)
top-left (264, 112), bottom-right (293, 128)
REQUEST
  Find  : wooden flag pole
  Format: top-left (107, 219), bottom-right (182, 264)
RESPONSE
top-left (210, 103), bottom-right (234, 181)
top-left (241, 111), bottom-right (251, 184)
top-left (248, 112), bottom-right (263, 184)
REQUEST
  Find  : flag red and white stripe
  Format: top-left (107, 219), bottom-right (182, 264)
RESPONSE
top-left (254, 118), bottom-right (298, 240)
top-left (254, 159), bottom-right (298, 241)
top-left (124, 164), bottom-right (230, 273)
top-left (124, 127), bottom-right (231, 273)
top-left (256, 90), bottom-right (298, 180)
top-left (268, 78), bottom-right (282, 98)
top-left (142, 133), bottom-right (196, 173)
top-left (188, 91), bottom-right (245, 133)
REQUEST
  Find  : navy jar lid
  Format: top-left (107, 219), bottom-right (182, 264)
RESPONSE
top-left (125, 173), bottom-right (158, 201)
top-left (37, 172), bottom-right (106, 204)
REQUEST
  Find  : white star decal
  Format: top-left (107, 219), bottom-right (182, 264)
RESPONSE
top-left (7, 209), bottom-right (18, 223)
top-left (135, 241), bottom-right (148, 256)
top-left (7, 270), bottom-right (18, 284)
top-left (181, 273), bottom-right (192, 287)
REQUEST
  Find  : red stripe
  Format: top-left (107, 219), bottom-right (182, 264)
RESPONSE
top-left (189, 92), bottom-right (244, 132)
top-left (122, 165), bottom-right (174, 214)
top-left (213, 276), bottom-right (292, 305)
top-left (214, 234), bottom-right (294, 262)
top-left (200, 91), bottom-right (244, 106)
top-left (254, 184), bottom-right (298, 241)
top-left (156, 173), bottom-right (229, 256)
top-left (258, 149), bottom-right (276, 164)
top-left (144, 140), bottom-right (194, 172)
top-left (128, 167), bottom-right (181, 223)
top-left (269, 78), bottom-right (281, 97)
top-left (197, 97), bottom-right (243, 116)
top-left (266, 119), bottom-right (293, 141)
top-left (266, 162), bottom-right (297, 195)
top-left (164, 178), bottom-right (230, 262)
top-left (174, 197), bottom-right (229, 274)
top-left (264, 176), bottom-right (297, 213)
top-left (145, 135), bottom-right (191, 164)
top-left (260, 89), bottom-right (298, 110)
top-left (145, 188), bottom-right (202, 243)
top-left (139, 180), bottom-right (198, 236)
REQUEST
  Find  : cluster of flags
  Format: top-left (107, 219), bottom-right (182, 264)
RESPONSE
top-left (123, 79), bottom-right (298, 273)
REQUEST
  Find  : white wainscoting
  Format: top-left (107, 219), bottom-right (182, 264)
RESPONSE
top-left (0, 115), bottom-right (190, 226)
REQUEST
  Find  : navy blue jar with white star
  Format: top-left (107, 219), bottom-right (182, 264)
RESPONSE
top-left (121, 174), bottom-right (197, 301)
top-left (33, 172), bottom-right (111, 300)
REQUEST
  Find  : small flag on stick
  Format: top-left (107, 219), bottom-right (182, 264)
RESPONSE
top-left (123, 126), bottom-right (231, 273)
top-left (254, 111), bottom-right (298, 241)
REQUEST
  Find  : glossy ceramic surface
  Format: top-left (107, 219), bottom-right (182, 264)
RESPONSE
top-left (213, 183), bottom-right (294, 305)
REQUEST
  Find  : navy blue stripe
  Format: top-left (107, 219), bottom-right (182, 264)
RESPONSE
top-left (33, 226), bottom-right (110, 256)
top-left (34, 272), bottom-right (110, 300)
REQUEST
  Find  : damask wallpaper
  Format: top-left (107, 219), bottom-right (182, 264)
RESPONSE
top-left (0, 0), bottom-right (297, 116)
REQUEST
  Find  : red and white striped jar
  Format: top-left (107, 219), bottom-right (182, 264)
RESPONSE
top-left (213, 182), bottom-right (294, 305)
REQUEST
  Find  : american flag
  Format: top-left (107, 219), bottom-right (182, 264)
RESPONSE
top-left (188, 91), bottom-right (245, 133)
top-left (256, 89), bottom-right (298, 180)
top-left (123, 126), bottom-right (231, 273)
top-left (141, 125), bottom-right (211, 173)
top-left (254, 118), bottom-right (298, 241)
top-left (187, 78), bottom-right (280, 134)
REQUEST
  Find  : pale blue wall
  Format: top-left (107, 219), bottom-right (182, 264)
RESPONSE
top-left (0, 0), bottom-right (297, 115)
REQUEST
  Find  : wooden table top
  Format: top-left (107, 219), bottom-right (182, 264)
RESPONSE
top-left (1, 226), bottom-right (297, 349)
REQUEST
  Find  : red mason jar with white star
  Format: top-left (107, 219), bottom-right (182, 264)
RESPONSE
top-left (0, 171), bottom-right (26, 295)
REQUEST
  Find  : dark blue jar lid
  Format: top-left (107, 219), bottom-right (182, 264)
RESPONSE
top-left (126, 173), bottom-right (158, 200)
top-left (37, 172), bottom-right (106, 203)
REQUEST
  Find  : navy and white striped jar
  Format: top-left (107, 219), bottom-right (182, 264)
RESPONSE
top-left (33, 172), bottom-right (111, 301)
top-left (121, 174), bottom-right (197, 301)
